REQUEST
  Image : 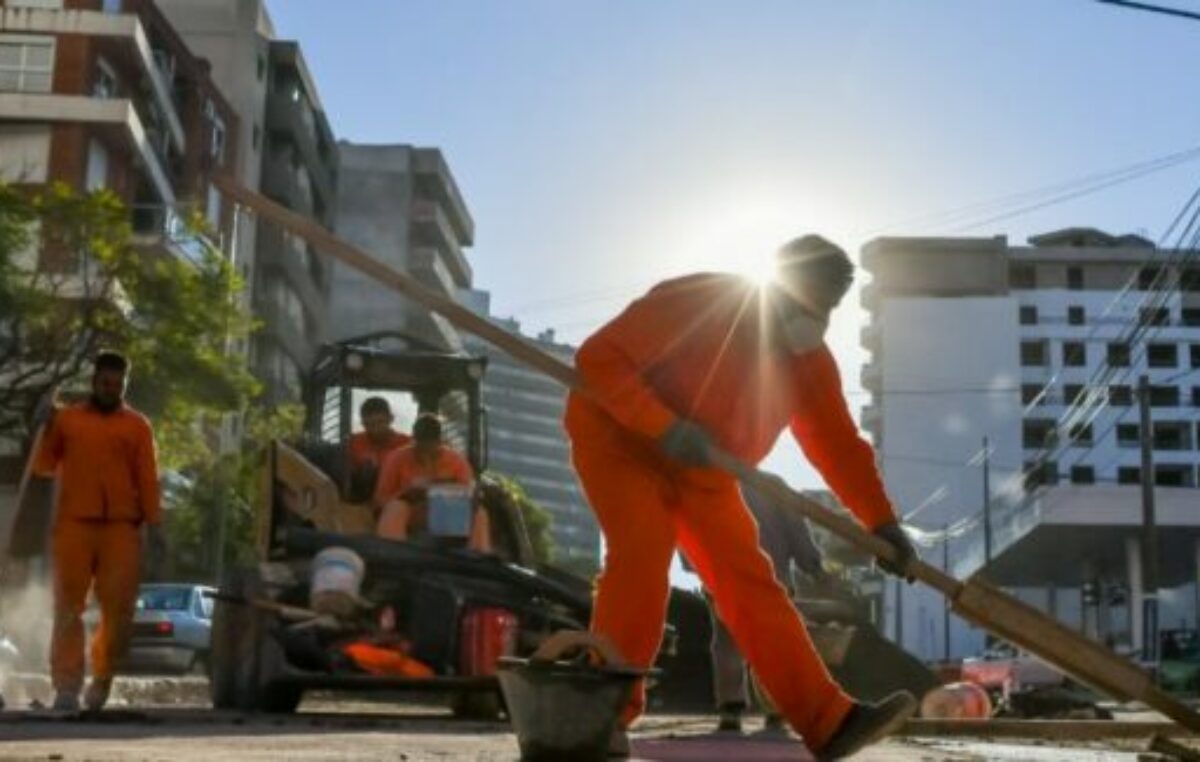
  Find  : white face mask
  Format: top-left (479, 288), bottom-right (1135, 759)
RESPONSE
top-left (780, 310), bottom-right (828, 354)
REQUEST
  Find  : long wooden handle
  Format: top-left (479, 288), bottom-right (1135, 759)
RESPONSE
top-left (217, 175), bottom-right (938, 580)
top-left (215, 176), bottom-right (581, 389)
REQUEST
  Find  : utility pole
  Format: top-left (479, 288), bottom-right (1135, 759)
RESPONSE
top-left (982, 436), bottom-right (993, 568)
top-left (1138, 374), bottom-right (1160, 662)
top-left (943, 525), bottom-right (951, 661)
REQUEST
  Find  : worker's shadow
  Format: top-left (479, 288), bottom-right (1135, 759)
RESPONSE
top-left (0, 707), bottom-right (515, 742)
top-left (631, 731), bottom-right (813, 761)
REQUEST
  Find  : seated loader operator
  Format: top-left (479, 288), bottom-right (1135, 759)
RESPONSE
top-left (374, 413), bottom-right (492, 552)
top-left (346, 396), bottom-right (411, 501)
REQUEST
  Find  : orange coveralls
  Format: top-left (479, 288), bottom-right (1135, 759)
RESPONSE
top-left (566, 273), bottom-right (896, 750)
top-left (374, 444), bottom-right (474, 537)
top-left (347, 430), bottom-right (411, 473)
top-left (33, 403), bottom-right (160, 695)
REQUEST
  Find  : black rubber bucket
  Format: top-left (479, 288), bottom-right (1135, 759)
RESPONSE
top-left (497, 657), bottom-right (641, 761)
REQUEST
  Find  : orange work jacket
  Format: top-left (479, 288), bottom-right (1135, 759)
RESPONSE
top-left (34, 402), bottom-right (161, 525)
top-left (573, 272), bottom-right (896, 530)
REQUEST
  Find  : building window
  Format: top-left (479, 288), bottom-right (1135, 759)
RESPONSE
top-left (1023, 419), bottom-right (1057, 449)
top-left (1150, 385), bottom-right (1180, 407)
top-left (204, 99), bottom-right (226, 162)
top-left (93, 56), bottom-right (117, 98)
top-left (1010, 264), bottom-right (1036, 289)
top-left (1156, 465), bottom-right (1194, 487)
top-left (1064, 383), bottom-right (1086, 406)
top-left (1071, 465), bottom-right (1095, 485)
top-left (1067, 305), bottom-right (1085, 325)
top-left (1183, 308), bottom-right (1200, 327)
top-left (1024, 460), bottom-right (1058, 490)
top-left (1191, 344), bottom-right (1200, 368)
top-left (1067, 266), bottom-right (1084, 290)
top-left (1068, 422), bottom-right (1093, 445)
top-left (1139, 307), bottom-right (1170, 326)
top-left (1182, 267), bottom-right (1200, 293)
top-left (1021, 384), bottom-right (1045, 405)
top-left (1118, 466), bottom-right (1141, 484)
top-left (1109, 385), bottom-right (1133, 406)
top-left (103, 0), bottom-right (121, 12)
top-left (1117, 423), bottom-right (1140, 448)
top-left (1020, 340), bottom-right (1048, 367)
top-left (1152, 422), bottom-right (1191, 451)
top-left (252, 124), bottom-right (261, 150)
top-left (1147, 343), bottom-right (1178, 368)
top-left (1193, 387), bottom-right (1200, 408)
top-left (1108, 342), bottom-right (1131, 367)
top-left (1139, 266), bottom-right (1164, 290)
top-left (0, 35), bottom-right (54, 93)
top-left (257, 53), bottom-right (267, 81)
top-left (1062, 341), bottom-right (1086, 367)
top-left (1019, 305), bottom-right (1038, 325)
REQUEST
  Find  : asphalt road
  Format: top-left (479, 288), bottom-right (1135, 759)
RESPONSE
top-left (0, 706), bottom-right (1168, 762)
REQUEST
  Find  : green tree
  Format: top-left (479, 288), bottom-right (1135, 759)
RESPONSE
top-left (0, 182), bottom-right (258, 463)
top-left (483, 472), bottom-right (556, 564)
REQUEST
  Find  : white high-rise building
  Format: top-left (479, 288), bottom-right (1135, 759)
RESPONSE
top-left (861, 228), bottom-right (1200, 661)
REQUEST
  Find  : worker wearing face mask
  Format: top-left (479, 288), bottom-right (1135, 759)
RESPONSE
top-left (565, 235), bottom-right (917, 759)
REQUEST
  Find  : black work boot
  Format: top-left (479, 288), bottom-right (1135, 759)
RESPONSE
top-left (716, 701), bottom-right (744, 733)
top-left (816, 691), bottom-right (917, 761)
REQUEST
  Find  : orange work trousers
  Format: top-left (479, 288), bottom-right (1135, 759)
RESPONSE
top-left (51, 519), bottom-right (142, 694)
top-left (566, 400), bottom-right (853, 751)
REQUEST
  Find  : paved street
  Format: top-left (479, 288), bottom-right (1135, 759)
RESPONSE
top-left (0, 705), bottom-right (1174, 762)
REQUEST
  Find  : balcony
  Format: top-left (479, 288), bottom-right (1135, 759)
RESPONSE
top-left (412, 148), bottom-right (474, 244)
top-left (0, 93), bottom-right (173, 202)
top-left (409, 246), bottom-right (457, 299)
top-left (0, 5), bottom-right (184, 152)
top-left (265, 93), bottom-right (335, 202)
top-left (130, 204), bottom-right (218, 265)
top-left (410, 200), bottom-right (472, 286)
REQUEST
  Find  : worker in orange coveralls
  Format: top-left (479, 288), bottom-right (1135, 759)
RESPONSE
top-left (375, 413), bottom-right (491, 552)
top-left (565, 236), bottom-right (918, 759)
top-left (346, 396), bottom-right (411, 499)
top-left (33, 351), bottom-right (166, 712)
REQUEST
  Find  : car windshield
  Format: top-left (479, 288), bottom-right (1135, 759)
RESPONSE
top-left (138, 587), bottom-right (190, 611)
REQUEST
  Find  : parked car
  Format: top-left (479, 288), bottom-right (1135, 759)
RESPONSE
top-left (85, 583), bottom-right (215, 674)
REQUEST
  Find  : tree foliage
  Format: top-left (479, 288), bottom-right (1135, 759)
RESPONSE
top-left (0, 183), bottom-right (259, 467)
top-left (483, 471), bottom-right (556, 564)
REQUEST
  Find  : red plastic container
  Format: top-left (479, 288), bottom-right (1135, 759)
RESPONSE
top-left (459, 607), bottom-right (518, 676)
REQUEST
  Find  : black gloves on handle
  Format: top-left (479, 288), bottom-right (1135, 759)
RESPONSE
top-left (658, 419), bottom-right (716, 467)
top-left (873, 521), bottom-right (916, 583)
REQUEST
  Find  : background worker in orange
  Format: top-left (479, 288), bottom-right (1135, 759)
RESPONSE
top-left (374, 413), bottom-right (490, 551)
top-left (566, 235), bottom-right (918, 759)
top-left (33, 351), bottom-right (166, 712)
top-left (347, 396), bottom-right (411, 499)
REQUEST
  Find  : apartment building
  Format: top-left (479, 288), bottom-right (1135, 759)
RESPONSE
top-left (861, 228), bottom-right (1200, 661)
top-left (157, 0), bottom-right (336, 404)
top-left (331, 143), bottom-right (474, 353)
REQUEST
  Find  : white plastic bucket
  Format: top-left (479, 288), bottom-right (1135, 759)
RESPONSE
top-left (310, 547), bottom-right (365, 616)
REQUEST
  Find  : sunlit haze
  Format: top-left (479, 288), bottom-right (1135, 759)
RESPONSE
top-left (270, 0), bottom-right (1200, 523)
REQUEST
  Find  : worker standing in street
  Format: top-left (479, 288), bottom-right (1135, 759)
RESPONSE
top-left (33, 351), bottom-right (165, 712)
top-left (707, 483), bottom-right (827, 735)
top-left (565, 235), bottom-right (918, 759)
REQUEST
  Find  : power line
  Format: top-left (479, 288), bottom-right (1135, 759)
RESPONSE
top-left (1096, 0), bottom-right (1200, 22)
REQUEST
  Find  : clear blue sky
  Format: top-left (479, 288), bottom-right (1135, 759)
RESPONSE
top-left (270, 0), bottom-right (1200, 493)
